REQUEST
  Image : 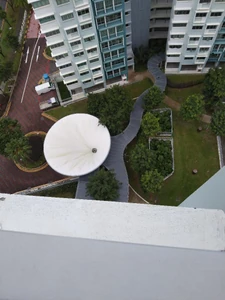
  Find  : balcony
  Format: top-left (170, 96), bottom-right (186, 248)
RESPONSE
top-left (92, 69), bottom-right (103, 77)
top-left (77, 64), bottom-right (89, 72)
top-left (98, 19), bottom-right (123, 30)
top-left (207, 17), bottom-right (222, 24)
top-left (166, 56), bottom-right (180, 62)
top-left (194, 17), bottom-right (207, 24)
top-left (79, 72), bottom-right (92, 81)
top-left (55, 57), bottom-right (71, 66)
top-left (60, 66), bottom-right (75, 76)
top-left (74, 0), bottom-right (89, 8)
top-left (151, 9), bottom-right (171, 19)
top-left (66, 32), bottom-right (79, 41)
top-left (39, 20), bottom-right (58, 32)
top-left (65, 81), bottom-right (81, 90)
top-left (126, 35), bottom-right (132, 44)
top-left (94, 77), bottom-right (104, 85)
top-left (205, 29), bottom-right (217, 34)
top-left (89, 59), bottom-right (101, 68)
top-left (174, 1), bottom-right (192, 10)
top-left (33, 5), bottom-right (52, 19)
top-left (71, 43), bottom-right (83, 52)
top-left (51, 45), bottom-right (68, 57)
top-left (197, 2), bottom-right (211, 10)
top-left (87, 50), bottom-right (99, 59)
top-left (82, 80), bottom-right (94, 89)
top-left (78, 13), bottom-right (91, 23)
top-left (126, 24), bottom-right (131, 35)
top-left (151, 0), bottom-right (173, 9)
top-left (150, 19), bottom-right (170, 28)
top-left (188, 40), bottom-right (200, 46)
top-left (149, 30), bottom-right (168, 39)
top-left (45, 34), bottom-right (62, 46)
top-left (172, 15), bottom-right (189, 23)
top-left (125, 13), bottom-right (131, 24)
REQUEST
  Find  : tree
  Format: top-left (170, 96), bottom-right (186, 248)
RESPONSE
top-left (143, 85), bottom-right (164, 111)
top-left (141, 169), bottom-right (164, 193)
top-left (86, 169), bottom-right (121, 201)
top-left (2, 0), bottom-right (15, 12)
top-left (6, 32), bottom-right (20, 50)
top-left (14, 0), bottom-right (29, 9)
top-left (180, 94), bottom-right (205, 121)
top-left (0, 43), bottom-right (5, 58)
top-left (141, 112), bottom-right (161, 137)
top-left (87, 85), bottom-right (133, 135)
top-left (0, 61), bottom-right (13, 82)
top-left (203, 67), bottom-right (225, 109)
top-left (5, 136), bottom-right (31, 163)
top-left (0, 7), bottom-right (11, 26)
top-left (210, 106), bottom-right (225, 136)
top-left (0, 117), bottom-right (23, 156)
top-left (130, 143), bottom-right (156, 175)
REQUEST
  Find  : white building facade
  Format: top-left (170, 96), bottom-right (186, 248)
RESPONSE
top-left (165, 0), bottom-right (225, 74)
top-left (28, 0), bottom-right (134, 102)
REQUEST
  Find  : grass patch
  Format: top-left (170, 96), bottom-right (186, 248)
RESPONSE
top-left (46, 99), bottom-right (87, 120)
top-left (33, 182), bottom-right (77, 198)
top-left (57, 81), bottom-right (71, 100)
top-left (166, 84), bottom-right (203, 103)
top-left (166, 74), bottom-right (205, 84)
top-left (126, 110), bottom-right (219, 206)
top-left (125, 78), bottom-right (153, 98)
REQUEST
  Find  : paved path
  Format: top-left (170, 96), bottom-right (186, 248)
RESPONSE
top-left (0, 33), bottom-right (63, 193)
top-left (76, 53), bottom-right (167, 201)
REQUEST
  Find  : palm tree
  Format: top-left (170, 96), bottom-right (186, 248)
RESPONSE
top-left (5, 137), bottom-right (31, 163)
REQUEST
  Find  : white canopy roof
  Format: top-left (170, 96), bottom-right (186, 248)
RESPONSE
top-left (44, 114), bottom-right (111, 176)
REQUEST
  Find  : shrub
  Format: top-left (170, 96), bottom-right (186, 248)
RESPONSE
top-left (143, 86), bottom-right (164, 111)
top-left (152, 110), bottom-right (171, 132)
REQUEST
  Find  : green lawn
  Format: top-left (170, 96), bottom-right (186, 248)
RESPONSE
top-left (126, 110), bottom-right (219, 206)
top-left (33, 182), bottom-right (77, 198)
top-left (47, 99), bottom-right (87, 120)
top-left (124, 78), bottom-right (153, 98)
top-left (166, 74), bottom-right (205, 84)
top-left (166, 84), bottom-right (204, 103)
top-left (57, 81), bottom-right (71, 100)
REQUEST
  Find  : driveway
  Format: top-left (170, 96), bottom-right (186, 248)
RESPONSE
top-left (0, 37), bottom-right (64, 193)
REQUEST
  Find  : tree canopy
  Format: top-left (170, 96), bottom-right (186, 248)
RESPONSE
top-left (210, 105), bottom-right (225, 136)
top-left (0, 61), bottom-right (13, 82)
top-left (0, 117), bottom-right (23, 156)
top-left (130, 143), bottom-right (156, 175)
top-left (87, 85), bottom-right (132, 135)
top-left (141, 112), bottom-right (161, 137)
top-left (141, 169), bottom-right (164, 193)
top-left (143, 85), bottom-right (164, 111)
top-left (180, 94), bottom-right (205, 121)
top-left (5, 137), bottom-right (31, 163)
top-left (203, 67), bottom-right (225, 109)
top-left (86, 169), bottom-right (121, 201)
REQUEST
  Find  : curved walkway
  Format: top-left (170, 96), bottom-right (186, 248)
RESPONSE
top-left (76, 53), bottom-right (167, 201)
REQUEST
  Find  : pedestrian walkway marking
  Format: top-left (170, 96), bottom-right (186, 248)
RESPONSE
top-left (36, 45), bottom-right (40, 62)
top-left (25, 47), bottom-right (29, 64)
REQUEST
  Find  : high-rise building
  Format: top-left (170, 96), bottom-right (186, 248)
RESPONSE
top-left (28, 0), bottom-right (134, 102)
top-left (165, 0), bottom-right (225, 74)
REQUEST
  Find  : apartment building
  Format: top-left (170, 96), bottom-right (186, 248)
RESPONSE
top-left (28, 0), bottom-right (134, 102)
top-left (165, 0), bottom-right (225, 74)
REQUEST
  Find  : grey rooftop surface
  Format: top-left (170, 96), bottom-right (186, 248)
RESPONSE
top-left (76, 54), bottom-right (167, 201)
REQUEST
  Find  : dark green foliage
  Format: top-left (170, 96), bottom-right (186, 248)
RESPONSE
top-left (141, 169), bottom-right (164, 193)
top-left (141, 112), bottom-right (161, 137)
top-left (0, 61), bottom-right (13, 82)
top-left (150, 139), bottom-right (173, 177)
top-left (5, 136), bottom-right (31, 163)
top-left (210, 105), bottom-right (225, 136)
top-left (203, 67), bottom-right (225, 109)
top-left (86, 169), bottom-right (121, 201)
top-left (87, 85), bottom-right (132, 135)
top-left (143, 85), bottom-right (164, 111)
top-left (0, 117), bottom-right (23, 156)
top-left (0, 7), bottom-right (11, 26)
top-left (134, 45), bottom-right (150, 65)
top-left (130, 143), bottom-right (156, 175)
top-left (180, 94), bottom-right (205, 121)
top-left (6, 32), bottom-right (20, 50)
top-left (152, 110), bottom-right (171, 132)
top-left (57, 81), bottom-right (71, 100)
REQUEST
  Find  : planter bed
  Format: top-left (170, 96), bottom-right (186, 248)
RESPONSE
top-left (152, 108), bottom-right (173, 136)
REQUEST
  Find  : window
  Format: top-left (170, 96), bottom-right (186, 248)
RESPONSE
top-left (39, 15), bottom-right (55, 24)
top-left (112, 58), bottom-right (124, 66)
top-left (74, 51), bottom-right (84, 57)
top-left (90, 58), bottom-right (99, 63)
top-left (78, 8), bottom-right (89, 16)
top-left (104, 53), bottom-right (110, 59)
top-left (50, 41), bottom-right (64, 49)
top-left (119, 48), bottom-right (125, 54)
top-left (102, 42), bottom-right (108, 49)
top-left (117, 25), bottom-right (123, 33)
top-left (199, 47), bottom-right (210, 52)
top-left (80, 71), bottom-right (89, 76)
top-left (199, 0), bottom-right (211, 3)
top-left (169, 45), bottom-right (182, 49)
top-left (64, 72), bottom-right (75, 78)
top-left (83, 79), bottom-right (92, 84)
top-left (203, 36), bottom-right (213, 41)
top-left (81, 23), bottom-right (92, 30)
top-left (184, 57), bottom-right (194, 60)
top-left (77, 62), bottom-right (87, 68)
top-left (100, 30), bottom-right (107, 40)
top-left (115, 0), bottom-right (122, 5)
top-left (172, 23), bottom-right (187, 27)
top-left (189, 37), bottom-right (200, 41)
top-left (206, 25), bottom-right (217, 29)
top-left (174, 10), bottom-right (190, 14)
top-left (96, 1), bottom-right (104, 12)
top-left (196, 57), bottom-right (206, 60)
top-left (59, 63), bottom-right (72, 69)
top-left (196, 13), bottom-right (207, 17)
top-left (87, 47), bottom-right (97, 54)
top-left (45, 29), bottom-right (60, 37)
top-left (171, 35), bottom-right (184, 39)
top-left (61, 12), bottom-right (74, 21)
top-left (192, 26), bottom-right (203, 30)
top-left (105, 0), bottom-right (113, 9)
top-left (55, 53), bottom-right (68, 60)
top-left (56, 0), bottom-right (70, 4)
top-left (70, 40), bottom-right (81, 47)
top-left (67, 80), bottom-right (78, 86)
top-left (167, 54), bottom-right (180, 57)
top-left (92, 67), bottom-right (101, 73)
top-left (106, 12), bottom-right (121, 24)
top-left (210, 12), bottom-right (222, 17)
top-left (66, 27), bottom-right (77, 35)
top-left (84, 36), bottom-right (95, 42)
top-left (109, 38), bottom-right (123, 47)
top-left (94, 76), bottom-right (103, 81)
top-left (32, 0), bottom-right (49, 8)
top-left (187, 48), bottom-right (197, 52)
